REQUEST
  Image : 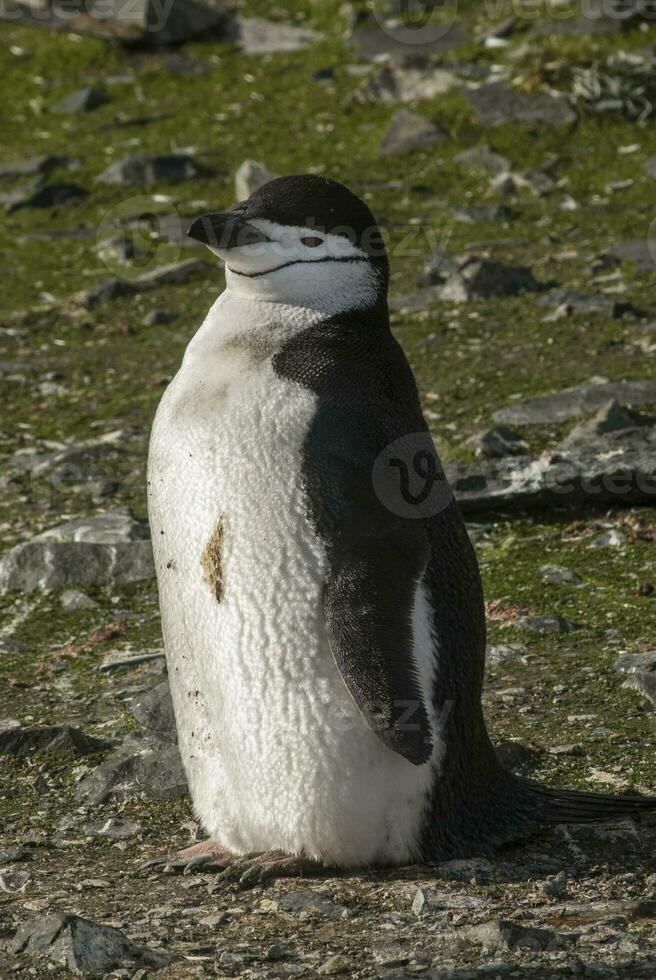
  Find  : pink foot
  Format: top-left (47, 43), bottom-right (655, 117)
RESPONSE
top-left (141, 839), bottom-right (238, 874)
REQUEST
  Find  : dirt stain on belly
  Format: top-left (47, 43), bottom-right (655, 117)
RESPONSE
top-left (200, 514), bottom-right (226, 602)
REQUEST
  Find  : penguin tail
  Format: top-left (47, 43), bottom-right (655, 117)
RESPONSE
top-left (515, 775), bottom-right (656, 824)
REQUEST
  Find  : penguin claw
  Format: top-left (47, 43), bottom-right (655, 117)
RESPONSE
top-left (212, 852), bottom-right (321, 891)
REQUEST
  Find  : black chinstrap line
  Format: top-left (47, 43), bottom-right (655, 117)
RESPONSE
top-left (228, 255), bottom-right (370, 279)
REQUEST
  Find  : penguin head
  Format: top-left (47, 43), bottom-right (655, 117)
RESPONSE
top-left (187, 174), bottom-right (388, 313)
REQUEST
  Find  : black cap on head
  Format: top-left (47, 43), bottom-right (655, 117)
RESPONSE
top-left (235, 174), bottom-right (388, 275)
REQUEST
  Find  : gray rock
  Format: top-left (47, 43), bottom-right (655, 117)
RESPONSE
top-left (379, 109), bottom-right (448, 157)
top-left (0, 540), bottom-right (156, 591)
top-left (520, 168), bottom-right (557, 196)
top-left (548, 743), bottom-right (584, 756)
top-left (538, 286), bottom-right (644, 319)
top-left (79, 278), bottom-right (137, 306)
top-left (486, 643), bottom-right (526, 666)
top-left (0, 177), bottom-right (40, 211)
top-left (10, 440), bottom-right (132, 489)
top-left (516, 615), bottom-right (580, 633)
top-left (0, 155), bottom-right (73, 179)
top-left (130, 681), bottom-right (176, 737)
top-left (56, 86), bottom-right (108, 113)
top-left (590, 529), bottom-right (625, 548)
top-left (12, 912), bottom-right (170, 973)
top-left (613, 651), bottom-right (656, 674)
top-left (563, 398), bottom-right (643, 447)
top-left (0, 843), bottom-right (33, 861)
top-left (317, 954), bottom-right (350, 976)
top-left (5, 182), bottom-right (87, 214)
top-left (0, 511), bottom-right (154, 592)
top-left (0, 636), bottom-right (24, 654)
top-left (86, 817), bottom-right (141, 839)
top-left (277, 889), bottom-right (346, 919)
top-left (0, 868), bottom-right (32, 893)
top-left (645, 155), bottom-right (656, 179)
top-left (0, 725), bottom-right (114, 759)
top-left (454, 142), bottom-right (511, 178)
top-left (438, 255), bottom-right (540, 303)
top-left (464, 918), bottom-right (576, 951)
top-left (467, 82), bottom-right (577, 128)
top-left (0, 719), bottom-right (22, 733)
top-left (454, 204), bottom-right (513, 223)
top-left (542, 871), bottom-right (569, 897)
top-left (164, 51), bottom-right (208, 76)
top-left (468, 426), bottom-right (526, 459)
top-left (142, 308), bottom-right (177, 326)
top-left (349, 15), bottom-right (468, 60)
top-left (100, 209), bottom-right (195, 253)
top-left (80, 258), bottom-right (208, 307)
top-left (96, 152), bottom-right (206, 186)
top-left (94, 231), bottom-right (151, 264)
top-left (234, 159), bottom-right (277, 201)
top-left (351, 63), bottom-right (458, 104)
top-left (40, 511), bottom-right (149, 544)
top-left (607, 239), bottom-right (655, 271)
top-left (372, 944), bottom-right (410, 967)
top-left (60, 589), bottom-right (99, 611)
top-left (419, 250), bottom-right (461, 288)
top-left (228, 16), bottom-right (322, 54)
top-left (539, 564), bottom-right (582, 585)
top-left (623, 673), bottom-right (656, 708)
top-left (493, 379), bottom-right (656, 426)
top-left (76, 731), bottom-right (187, 804)
top-left (100, 649), bottom-right (165, 672)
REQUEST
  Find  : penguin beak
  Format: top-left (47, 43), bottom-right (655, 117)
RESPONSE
top-left (187, 212), bottom-right (270, 250)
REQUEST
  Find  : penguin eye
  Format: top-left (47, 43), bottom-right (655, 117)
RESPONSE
top-left (301, 236), bottom-right (323, 248)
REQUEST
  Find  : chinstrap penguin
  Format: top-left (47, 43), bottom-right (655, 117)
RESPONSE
top-left (147, 174), bottom-right (656, 885)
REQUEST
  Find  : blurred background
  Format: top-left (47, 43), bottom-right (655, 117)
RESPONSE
top-left (2, 1), bottom-right (656, 974)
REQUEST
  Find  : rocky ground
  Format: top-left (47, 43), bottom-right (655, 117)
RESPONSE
top-left (2, 0), bottom-right (656, 976)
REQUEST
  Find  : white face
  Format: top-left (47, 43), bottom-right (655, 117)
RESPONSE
top-left (207, 218), bottom-right (382, 313)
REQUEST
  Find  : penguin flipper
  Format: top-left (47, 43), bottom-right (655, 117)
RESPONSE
top-left (322, 528), bottom-right (433, 766)
top-left (272, 319), bottom-right (439, 766)
top-left (308, 412), bottom-right (435, 766)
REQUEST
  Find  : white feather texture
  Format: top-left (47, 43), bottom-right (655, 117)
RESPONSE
top-left (148, 287), bottom-right (442, 867)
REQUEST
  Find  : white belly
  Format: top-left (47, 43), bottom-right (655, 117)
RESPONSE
top-left (147, 292), bottom-right (438, 866)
